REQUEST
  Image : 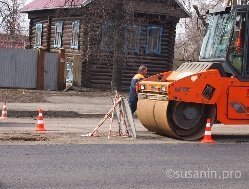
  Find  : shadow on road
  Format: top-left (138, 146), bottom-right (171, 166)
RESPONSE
top-left (136, 131), bottom-right (249, 144)
top-left (213, 134), bottom-right (249, 143)
top-left (0, 122), bottom-right (34, 128)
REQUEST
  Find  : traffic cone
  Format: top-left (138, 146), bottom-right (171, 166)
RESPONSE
top-left (201, 118), bottom-right (215, 143)
top-left (0, 101), bottom-right (7, 120)
top-left (36, 109), bottom-right (46, 131)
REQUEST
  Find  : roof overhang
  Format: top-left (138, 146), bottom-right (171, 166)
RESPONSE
top-left (21, 0), bottom-right (191, 18)
top-left (175, 0), bottom-right (191, 17)
top-left (21, 0), bottom-right (92, 13)
top-left (123, 0), bottom-right (191, 18)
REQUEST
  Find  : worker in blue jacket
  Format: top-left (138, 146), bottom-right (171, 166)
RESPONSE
top-left (128, 65), bottom-right (147, 114)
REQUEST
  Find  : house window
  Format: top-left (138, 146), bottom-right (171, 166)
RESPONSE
top-left (71, 21), bottom-right (80, 49)
top-left (126, 25), bottom-right (140, 53)
top-left (146, 26), bottom-right (163, 55)
top-left (54, 21), bottom-right (63, 48)
top-left (35, 23), bottom-right (42, 47)
top-left (101, 21), bottom-right (114, 52)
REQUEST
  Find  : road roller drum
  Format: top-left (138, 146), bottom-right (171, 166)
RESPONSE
top-left (137, 98), bottom-right (207, 140)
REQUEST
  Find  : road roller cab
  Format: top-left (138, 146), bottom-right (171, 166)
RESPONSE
top-left (137, 5), bottom-right (249, 140)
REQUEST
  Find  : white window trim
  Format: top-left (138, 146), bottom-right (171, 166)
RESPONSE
top-left (34, 23), bottom-right (42, 48)
top-left (54, 21), bottom-right (63, 48)
top-left (71, 20), bottom-right (80, 49)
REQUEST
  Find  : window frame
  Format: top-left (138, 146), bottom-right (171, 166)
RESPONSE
top-left (146, 26), bottom-right (163, 55)
top-left (54, 21), bottom-right (63, 48)
top-left (100, 21), bottom-right (114, 52)
top-left (125, 25), bottom-right (141, 53)
top-left (34, 23), bottom-right (43, 48)
top-left (71, 20), bottom-right (80, 49)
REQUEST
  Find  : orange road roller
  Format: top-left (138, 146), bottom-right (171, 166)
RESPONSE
top-left (137, 5), bottom-right (249, 140)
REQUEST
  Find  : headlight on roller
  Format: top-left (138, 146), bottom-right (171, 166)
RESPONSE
top-left (140, 84), bottom-right (145, 90)
top-left (161, 85), bottom-right (166, 92)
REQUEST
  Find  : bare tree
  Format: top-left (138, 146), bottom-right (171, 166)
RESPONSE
top-left (174, 0), bottom-right (224, 62)
top-left (0, 0), bottom-right (27, 46)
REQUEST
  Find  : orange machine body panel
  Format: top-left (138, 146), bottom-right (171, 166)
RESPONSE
top-left (138, 69), bottom-right (249, 125)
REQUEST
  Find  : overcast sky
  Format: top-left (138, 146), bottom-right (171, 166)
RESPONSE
top-left (25, 0), bottom-right (32, 4)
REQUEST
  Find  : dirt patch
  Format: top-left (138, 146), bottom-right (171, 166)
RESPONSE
top-left (0, 88), bottom-right (123, 103)
top-left (0, 133), bottom-right (51, 142)
top-left (0, 89), bottom-right (47, 103)
top-left (0, 131), bottom-right (181, 145)
top-left (0, 132), bottom-right (131, 144)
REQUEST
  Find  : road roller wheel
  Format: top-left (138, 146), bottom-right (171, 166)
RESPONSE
top-left (137, 99), bottom-right (207, 140)
top-left (166, 101), bottom-right (207, 140)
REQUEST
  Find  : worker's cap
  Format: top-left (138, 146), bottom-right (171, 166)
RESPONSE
top-left (138, 65), bottom-right (147, 72)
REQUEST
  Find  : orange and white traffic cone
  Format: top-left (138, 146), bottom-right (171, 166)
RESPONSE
top-left (36, 109), bottom-right (46, 131)
top-left (0, 101), bottom-right (7, 120)
top-left (201, 118), bottom-right (215, 143)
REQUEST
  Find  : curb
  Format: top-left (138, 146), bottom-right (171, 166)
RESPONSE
top-left (7, 111), bottom-right (138, 119)
top-left (8, 111), bottom-right (105, 118)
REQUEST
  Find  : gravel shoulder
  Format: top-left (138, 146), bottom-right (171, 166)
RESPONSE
top-left (0, 88), bottom-right (124, 103)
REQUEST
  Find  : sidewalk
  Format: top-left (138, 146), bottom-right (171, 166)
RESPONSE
top-left (4, 95), bottom-right (118, 118)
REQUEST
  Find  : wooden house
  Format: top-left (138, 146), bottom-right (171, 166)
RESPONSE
top-left (22, 0), bottom-right (190, 90)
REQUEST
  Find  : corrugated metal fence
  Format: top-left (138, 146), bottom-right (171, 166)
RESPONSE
top-left (0, 48), bottom-right (38, 88)
top-left (0, 48), bottom-right (63, 90)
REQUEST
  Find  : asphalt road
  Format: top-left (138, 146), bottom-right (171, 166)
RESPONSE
top-left (0, 144), bottom-right (248, 189)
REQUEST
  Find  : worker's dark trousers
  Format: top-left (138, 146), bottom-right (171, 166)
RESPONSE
top-left (129, 100), bottom-right (137, 115)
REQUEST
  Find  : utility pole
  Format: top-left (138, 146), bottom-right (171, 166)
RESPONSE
top-left (111, 0), bottom-right (124, 91)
